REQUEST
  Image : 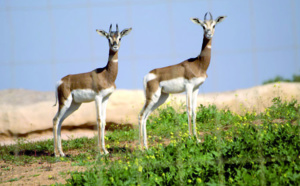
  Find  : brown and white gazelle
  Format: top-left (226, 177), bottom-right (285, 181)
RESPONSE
top-left (138, 12), bottom-right (226, 149)
top-left (53, 24), bottom-right (132, 157)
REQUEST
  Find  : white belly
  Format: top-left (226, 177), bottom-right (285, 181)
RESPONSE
top-left (160, 77), bottom-right (206, 93)
top-left (189, 77), bottom-right (206, 87)
top-left (72, 87), bottom-right (115, 103)
top-left (160, 78), bottom-right (186, 93)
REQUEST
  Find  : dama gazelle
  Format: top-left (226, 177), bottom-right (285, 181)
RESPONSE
top-left (138, 12), bottom-right (226, 149)
top-left (53, 24), bottom-right (132, 157)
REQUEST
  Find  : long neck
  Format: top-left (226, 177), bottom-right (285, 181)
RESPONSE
top-left (105, 49), bottom-right (119, 82)
top-left (198, 37), bottom-right (212, 72)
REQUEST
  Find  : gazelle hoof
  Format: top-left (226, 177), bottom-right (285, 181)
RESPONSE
top-left (103, 149), bottom-right (109, 155)
top-left (54, 152), bottom-right (65, 157)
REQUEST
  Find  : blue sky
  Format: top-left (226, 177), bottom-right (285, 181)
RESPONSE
top-left (0, 0), bottom-right (299, 93)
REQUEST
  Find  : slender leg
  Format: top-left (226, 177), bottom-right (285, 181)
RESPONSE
top-left (100, 96), bottom-right (110, 154)
top-left (138, 107), bottom-right (146, 149)
top-left (185, 85), bottom-right (193, 136)
top-left (53, 95), bottom-right (71, 157)
top-left (139, 100), bottom-right (153, 150)
top-left (53, 100), bottom-right (81, 157)
top-left (57, 102), bottom-right (81, 156)
top-left (95, 96), bottom-right (103, 154)
top-left (192, 88), bottom-right (201, 142)
top-left (140, 91), bottom-right (169, 150)
top-left (141, 92), bottom-right (161, 149)
top-left (53, 113), bottom-right (60, 156)
top-left (139, 90), bottom-right (160, 150)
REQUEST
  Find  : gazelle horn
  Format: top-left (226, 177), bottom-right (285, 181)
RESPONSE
top-left (109, 24), bottom-right (112, 33)
top-left (209, 12), bottom-right (213, 20)
top-left (116, 24), bottom-right (119, 32)
top-left (204, 12), bottom-right (213, 20)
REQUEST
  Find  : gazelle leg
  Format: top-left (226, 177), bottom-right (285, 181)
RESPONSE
top-left (192, 88), bottom-right (201, 142)
top-left (139, 89), bottom-right (160, 149)
top-left (186, 85), bottom-right (193, 136)
top-left (138, 106), bottom-right (146, 149)
top-left (140, 91), bottom-right (169, 150)
top-left (57, 102), bottom-right (81, 156)
top-left (139, 99), bottom-right (153, 150)
top-left (53, 96), bottom-right (72, 157)
top-left (53, 112), bottom-right (60, 157)
top-left (144, 93), bottom-right (169, 147)
top-left (53, 100), bottom-right (81, 157)
top-left (100, 96), bottom-right (110, 154)
top-left (95, 96), bottom-right (104, 154)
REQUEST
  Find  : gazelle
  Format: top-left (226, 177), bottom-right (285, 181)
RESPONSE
top-left (53, 24), bottom-right (132, 157)
top-left (138, 12), bottom-right (226, 149)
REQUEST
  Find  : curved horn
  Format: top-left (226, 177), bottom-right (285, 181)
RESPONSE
top-left (116, 24), bottom-right (119, 32)
top-left (109, 24), bottom-right (112, 33)
top-left (204, 12), bottom-right (208, 21)
top-left (209, 12), bottom-right (213, 20)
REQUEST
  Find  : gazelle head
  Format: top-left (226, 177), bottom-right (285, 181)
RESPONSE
top-left (190, 12), bottom-right (226, 39)
top-left (96, 24), bottom-right (132, 52)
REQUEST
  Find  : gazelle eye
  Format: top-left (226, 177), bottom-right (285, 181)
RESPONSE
top-left (213, 25), bottom-right (215, 28)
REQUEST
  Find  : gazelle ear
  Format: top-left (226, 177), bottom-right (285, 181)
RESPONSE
top-left (190, 18), bottom-right (204, 26)
top-left (120, 28), bottom-right (132, 37)
top-left (96, 29), bottom-right (109, 37)
top-left (215, 16), bottom-right (227, 24)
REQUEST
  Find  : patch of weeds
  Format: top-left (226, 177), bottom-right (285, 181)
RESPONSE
top-left (7, 178), bottom-right (19, 182)
top-left (1, 166), bottom-right (10, 171)
top-left (7, 175), bottom-right (24, 183)
top-left (106, 128), bottom-right (137, 143)
top-left (65, 97), bottom-right (300, 185)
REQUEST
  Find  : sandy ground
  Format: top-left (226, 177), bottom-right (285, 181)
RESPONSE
top-left (0, 160), bottom-right (86, 185)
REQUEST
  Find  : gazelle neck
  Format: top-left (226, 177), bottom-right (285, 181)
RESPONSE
top-left (198, 37), bottom-right (212, 72)
top-left (108, 49), bottom-right (119, 63)
top-left (105, 49), bottom-right (119, 82)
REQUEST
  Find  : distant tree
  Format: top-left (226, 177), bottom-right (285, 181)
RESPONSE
top-left (292, 74), bottom-right (300, 82)
top-left (263, 74), bottom-right (300, 85)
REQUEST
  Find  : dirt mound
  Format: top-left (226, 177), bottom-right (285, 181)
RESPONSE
top-left (0, 89), bottom-right (144, 142)
top-left (0, 83), bottom-right (299, 143)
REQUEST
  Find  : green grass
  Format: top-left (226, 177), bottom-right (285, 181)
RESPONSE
top-left (1, 97), bottom-right (300, 185)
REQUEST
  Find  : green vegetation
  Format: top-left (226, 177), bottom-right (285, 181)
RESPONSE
top-left (7, 176), bottom-right (24, 182)
top-left (263, 74), bottom-right (300, 84)
top-left (0, 97), bottom-right (300, 185)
